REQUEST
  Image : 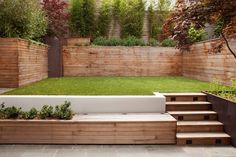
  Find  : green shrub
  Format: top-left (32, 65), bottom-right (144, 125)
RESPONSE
top-left (69, 0), bottom-right (95, 37)
top-left (39, 105), bottom-right (54, 119)
top-left (95, 0), bottom-right (112, 37)
top-left (122, 36), bottom-right (145, 46)
top-left (23, 108), bottom-right (38, 119)
top-left (0, 0), bottom-right (47, 41)
top-left (54, 101), bottom-right (73, 120)
top-left (119, 0), bottom-right (145, 38)
top-left (148, 38), bottom-right (158, 46)
top-left (93, 36), bottom-right (145, 46)
top-left (0, 103), bottom-right (5, 119)
top-left (3, 106), bottom-right (22, 119)
top-left (161, 38), bottom-right (177, 47)
top-left (188, 26), bottom-right (207, 42)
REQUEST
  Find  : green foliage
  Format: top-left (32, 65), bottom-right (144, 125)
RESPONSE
top-left (148, 38), bottom-right (158, 46)
top-left (95, 0), bottom-right (112, 37)
top-left (119, 0), bottom-right (145, 38)
top-left (0, 102), bottom-right (73, 120)
top-left (188, 26), bottom-right (207, 43)
top-left (69, 0), bottom-right (95, 37)
top-left (0, 103), bottom-right (5, 119)
top-left (122, 36), bottom-right (145, 46)
top-left (39, 105), bottom-right (54, 119)
top-left (93, 37), bottom-right (123, 46)
top-left (0, 0), bottom-right (47, 41)
top-left (93, 36), bottom-right (145, 46)
top-left (214, 18), bottom-right (224, 37)
top-left (3, 106), bottom-right (22, 119)
top-left (148, 4), bottom-right (159, 39)
top-left (161, 38), bottom-right (176, 47)
top-left (54, 101), bottom-right (73, 120)
top-left (23, 108), bottom-right (38, 119)
top-left (210, 79), bottom-right (236, 102)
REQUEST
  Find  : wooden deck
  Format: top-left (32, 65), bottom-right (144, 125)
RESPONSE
top-left (0, 113), bottom-right (177, 144)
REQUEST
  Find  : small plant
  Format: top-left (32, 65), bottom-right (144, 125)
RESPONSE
top-left (39, 105), bottom-right (54, 119)
top-left (161, 38), bottom-right (177, 47)
top-left (4, 106), bottom-right (22, 119)
top-left (188, 26), bottom-right (207, 43)
top-left (53, 101), bottom-right (73, 120)
top-left (23, 108), bottom-right (38, 119)
top-left (148, 38), bottom-right (158, 46)
top-left (0, 103), bottom-right (5, 119)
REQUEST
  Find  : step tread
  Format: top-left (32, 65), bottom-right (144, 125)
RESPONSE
top-left (177, 121), bottom-right (223, 126)
top-left (166, 101), bottom-right (211, 105)
top-left (168, 111), bottom-right (217, 115)
top-left (177, 132), bottom-right (230, 138)
top-left (162, 93), bottom-right (206, 96)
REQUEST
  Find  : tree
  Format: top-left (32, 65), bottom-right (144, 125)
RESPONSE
top-left (41, 0), bottom-right (69, 37)
top-left (162, 0), bottom-right (236, 58)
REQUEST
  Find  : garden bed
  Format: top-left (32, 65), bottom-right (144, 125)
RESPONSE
top-left (204, 92), bottom-right (236, 147)
top-left (0, 113), bottom-right (176, 144)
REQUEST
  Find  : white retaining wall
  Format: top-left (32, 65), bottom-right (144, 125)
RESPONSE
top-left (0, 93), bottom-right (166, 113)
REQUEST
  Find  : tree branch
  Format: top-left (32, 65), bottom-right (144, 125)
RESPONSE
top-left (221, 31), bottom-right (236, 59)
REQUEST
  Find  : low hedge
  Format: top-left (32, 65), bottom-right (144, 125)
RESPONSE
top-left (93, 36), bottom-right (160, 46)
top-left (0, 101), bottom-right (73, 120)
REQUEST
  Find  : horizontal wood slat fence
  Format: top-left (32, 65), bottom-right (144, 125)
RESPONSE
top-left (0, 38), bottom-right (48, 88)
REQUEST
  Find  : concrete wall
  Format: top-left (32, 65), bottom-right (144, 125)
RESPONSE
top-left (0, 38), bottom-right (48, 88)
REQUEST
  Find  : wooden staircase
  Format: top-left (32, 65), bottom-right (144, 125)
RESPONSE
top-left (163, 93), bottom-right (231, 145)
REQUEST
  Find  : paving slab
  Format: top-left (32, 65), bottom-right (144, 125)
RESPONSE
top-left (0, 145), bottom-right (235, 157)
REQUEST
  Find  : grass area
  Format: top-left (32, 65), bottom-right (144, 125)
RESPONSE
top-left (3, 76), bottom-right (226, 95)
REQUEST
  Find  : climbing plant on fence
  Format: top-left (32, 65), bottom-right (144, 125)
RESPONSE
top-left (0, 0), bottom-right (47, 41)
top-left (119, 0), bottom-right (145, 38)
top-left (69, 0), bottom-right (95, 37)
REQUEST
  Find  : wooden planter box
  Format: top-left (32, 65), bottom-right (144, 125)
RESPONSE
top-left (66, 38), bottom-right (90, 46)
top-left (204, 92), bottom-right (236, 147)
top-left (0, 38), bottom-right (48, 88)
top-left (0, 114), bottom-right (176, 144)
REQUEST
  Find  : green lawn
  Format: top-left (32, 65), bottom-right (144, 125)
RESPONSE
top-left (3, 76), bottom-right (225, 95)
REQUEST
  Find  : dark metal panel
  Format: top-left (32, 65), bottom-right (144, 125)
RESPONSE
top-left (205, 92), bottom-right (236, 147)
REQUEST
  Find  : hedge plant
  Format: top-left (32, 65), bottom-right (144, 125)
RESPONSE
top-left (0, 101), bottom-right (73, 120)
top-left (69, 0), bottom-right (95, 37)
top-left (95, 0), bottom-right (113, 37)
top-left (0, 0), bottom-right (47, 41)
top-left (119, 0), bottom-right (145, 38)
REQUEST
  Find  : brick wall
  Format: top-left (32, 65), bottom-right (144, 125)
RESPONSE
top-left (63, 46), bottom-right (182, 76)
top-left (182, 39), bottom-right (236, 85)
top-left (0, 38), bottom-right (48, 88)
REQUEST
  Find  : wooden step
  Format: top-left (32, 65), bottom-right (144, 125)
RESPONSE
top-left (168, 111), bottom-right (217, 121)
top-left (162, 93), bottom-right (207, 102)
top-left (177, 121), bottom-right (224, 132)
top-left (166, 101), bottom-right (211, 111)
top-left (177, 132), bottom-right (230, 145)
